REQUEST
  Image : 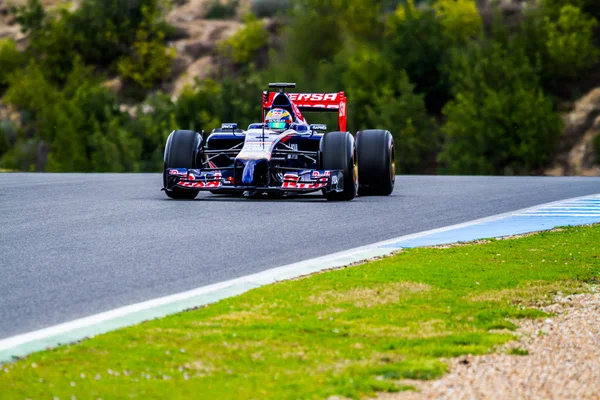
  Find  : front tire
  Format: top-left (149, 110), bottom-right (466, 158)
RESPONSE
top-left (356, 129), bottom-right (395, 196)
top-left (320, 131), bottom-right (357, 201)
top-left (163, 130), bottom-right (202, 200)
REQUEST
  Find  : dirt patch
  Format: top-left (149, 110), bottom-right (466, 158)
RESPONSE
top-left (208, 310), bottom-right (273, 324)
top-left (309, 282), bottom-right (432, 308)
top-left (467, 280), bottom-right (589, 306)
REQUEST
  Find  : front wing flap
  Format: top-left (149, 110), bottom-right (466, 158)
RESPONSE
top-left (164, 168), bottom-right (344, 194)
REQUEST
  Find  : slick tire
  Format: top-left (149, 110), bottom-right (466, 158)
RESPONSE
top-left (356, 129), bottom-right (395, 196)
top-left (164, 130), bottom-right (202, 200)
top-left (320, 131), bottom-right (357, 201)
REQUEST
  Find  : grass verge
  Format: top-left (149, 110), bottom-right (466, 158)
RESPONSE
top-left (1, 225), bottom-right (599, 399)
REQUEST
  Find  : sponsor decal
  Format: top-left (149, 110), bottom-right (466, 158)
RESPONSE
top-left (288, 93), bottom-right (339, 102)
top-left (332, 176), bottom-right (338, 185)
top-left (310, 124), bottom-right (327, 131)
top-left (288, 143), bottom-right (298, 160)
top-left (168, 168), bottom-right (188, 176)
top-left (188, 174), bottom-right (196, 181)
top-left (339, 100), bottom-right (346, 117)
top-left (312, 171), bottom-right (320, 178)
top-left (283, 173), bottom-right (299, 183)
top-left (324, 170), bottom-right (331, 176)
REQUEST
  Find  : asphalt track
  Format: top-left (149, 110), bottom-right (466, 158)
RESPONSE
top-left (1, 173), bottom-right (599, 339)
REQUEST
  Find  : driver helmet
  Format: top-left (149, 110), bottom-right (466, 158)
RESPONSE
top-left (265, 108), bottom-right (293, 133)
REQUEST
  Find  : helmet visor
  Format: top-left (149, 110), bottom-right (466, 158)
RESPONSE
top-left (269, 121), bottom-right (287, 130)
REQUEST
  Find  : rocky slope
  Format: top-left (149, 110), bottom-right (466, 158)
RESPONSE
top-left (0, 0), bottom-right (246, 97)
top-left (546, 88), bottom-right (600, 176)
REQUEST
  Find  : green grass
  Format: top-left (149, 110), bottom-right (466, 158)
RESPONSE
top-left (1, 226), bottom-right (599, 399)
top-left (507, 347), bottom-right (529, 356)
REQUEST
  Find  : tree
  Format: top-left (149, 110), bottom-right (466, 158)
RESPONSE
top-left (439, 40), bottom-right (563, 175)
top-left (343, 46), bottom-right (436, 173)
top-left (384, 0), bottom-right (451, 114)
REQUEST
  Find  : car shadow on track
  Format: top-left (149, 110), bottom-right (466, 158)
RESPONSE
top-left (201, 194), bottom-right (329, 203)
top-left (157, 193), bottom-right (347, 203)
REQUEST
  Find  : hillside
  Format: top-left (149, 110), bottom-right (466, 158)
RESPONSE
top-left (0, 0), bottom-right (599, 175)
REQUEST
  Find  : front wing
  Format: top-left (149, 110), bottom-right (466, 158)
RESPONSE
top-left (164, 168), bottom-right (344, 194)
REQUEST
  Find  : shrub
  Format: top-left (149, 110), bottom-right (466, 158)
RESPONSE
top-left (204, 0), bottom-right (240, 19)
top-left (68, 0), bottom-right (167, 66)
top-left (439, 40), bottom-right (563, 175)
top-left (3, 60), bottom-right (148, 172)
top-left (117, 30), bottom-right (176, 89)
top-left (0, 39), bottom-right (26, 86)
top-left (219, 14), bottom-right (268, 64)
top-left (544, 5), bottom-right (599, 80)
top-left (10, 0), bottom-right (171, 85)
top-left (250, 0), bottom-right (291, 18)
top-left (434, 0), bottom-right (482, 45)
top-left (10, 0), bottom-right (45, 34)
top-left (343, 46), bottom-right (436, 173)
top-left (27, 11), bottom-right (80, 84)
top-left (542, 0), bottom-right (600, 20)
top-left (174, 79), bottom-right (223, 133)
top-left (385, 0), bottom-right (451, 114)
top-left (218, 69), bottom-right (265, 127)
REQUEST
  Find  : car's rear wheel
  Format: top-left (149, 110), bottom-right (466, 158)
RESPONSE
top-left (164, 130), bottom-right (202, 200)
top-left (356, 129), bottom-right (395, 196)
top-left (320, 131), bottom-right (357, 201)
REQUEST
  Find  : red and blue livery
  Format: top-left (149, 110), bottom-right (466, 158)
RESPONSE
top-left (162, 83), bottom-right (395, 200)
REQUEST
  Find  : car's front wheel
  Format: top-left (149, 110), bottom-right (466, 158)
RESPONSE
top-left (163, 130), bottom-right (202, 200)
top-left (320, 131), bottom-right (357, 201)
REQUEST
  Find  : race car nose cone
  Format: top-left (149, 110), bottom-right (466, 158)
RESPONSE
top-left (241, 159), bottom-right (268, 185)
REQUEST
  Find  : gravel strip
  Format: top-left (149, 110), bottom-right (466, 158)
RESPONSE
top-left (380, 289), bottom-right (600, 400)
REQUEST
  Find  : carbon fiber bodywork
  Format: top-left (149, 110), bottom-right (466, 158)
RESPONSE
top-left (163, 127), bottom-right (345, 195)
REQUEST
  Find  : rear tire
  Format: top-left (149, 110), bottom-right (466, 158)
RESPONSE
top-left (320, 131), bottom-right (357, 201)
top-left (164, 130), bottom-right (202, 200)
top-left (356, 129), bottom-right (395, 196)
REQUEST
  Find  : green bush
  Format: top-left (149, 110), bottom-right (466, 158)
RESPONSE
top-left (218, 69), bottom-right (265, 127)
top-left (117, 30), bottom-right (176, 89)
top-left (343, 46), bottom-right (436, 173)
top-left (10, 0), bottom-right (45, 34)
top-left (204, 0), bottom-right (239, 19)
top-left (439, 40), bottom-right (563, 175)
top-left (68, 0), bottom-right (167, 66)
top-left (542, 0), bottom-right (600, 20)
top-left (544, 5), bottom-right (599, 80)
top-left (250, 0), bottom-right (291, 18)
top-left (2, 60), bottom-right (149, 172)
top-left (219, 14), bottom-right (268, 64)
top-left (13, 0), bottom-right (169, 70)
top-left (385, 0), bottom-right (451, 113)
top-left (434, 0), bottom-right (482, 45)
top-left (27, 11), bottom-right (80, 83)
top-left (174, 79), bottom-right (222, 133)
top-left (0, 39), bottom-right (26, 86)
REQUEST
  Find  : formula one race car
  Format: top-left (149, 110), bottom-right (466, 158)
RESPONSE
top-left (162, 83), bottom-right (395, 201)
